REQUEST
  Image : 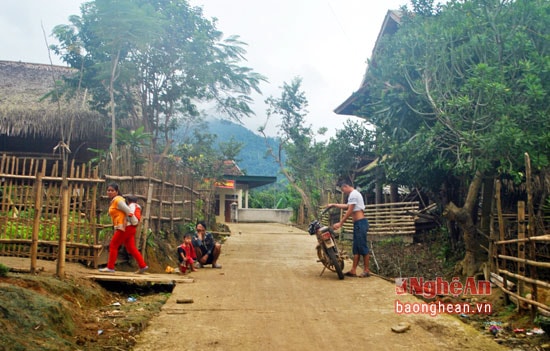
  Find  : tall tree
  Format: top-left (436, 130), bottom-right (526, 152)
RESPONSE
top-left (326, 120), bottom-right (377, 189)
top-left (261, 77), bottom-right (332, 222)
top-left (218, 136), bottom-right (244, 163)
top-left (355, 0), bottom-right (550, 275)
top-left (51, 0), bottom-right (160, 174)
top-left (51, 0), bottom-right (267, 174)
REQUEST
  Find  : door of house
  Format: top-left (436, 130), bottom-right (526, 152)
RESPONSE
top-left (224, 200), bottom-right (233, 222)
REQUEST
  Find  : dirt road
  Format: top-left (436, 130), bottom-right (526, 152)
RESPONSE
top-left (133, 223), bottom-right (506, 351)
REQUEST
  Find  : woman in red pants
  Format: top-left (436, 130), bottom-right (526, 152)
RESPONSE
top-left (99, 183), bottom-right (148, 274)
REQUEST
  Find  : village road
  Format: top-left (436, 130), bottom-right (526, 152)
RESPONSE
top-left (133, 223), bottom-right (506, 351)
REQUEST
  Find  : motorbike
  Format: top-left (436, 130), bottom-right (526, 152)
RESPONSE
top-left (308, 207), bottom-right (345, 280)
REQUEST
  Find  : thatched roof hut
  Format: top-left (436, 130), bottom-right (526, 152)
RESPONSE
top-left (0, 60), bottom-right (109, 162)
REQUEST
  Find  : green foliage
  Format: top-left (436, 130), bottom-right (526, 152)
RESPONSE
top-left (535, 314), bottom-right (550, 333)
top-left (116, 126), bottom-right (152, 163)
top-left (87, 147), bottom-right (109, 167)
top-left (194, 199), bottom-right (205, 222)
top-left (51, 0), bottom-right (267, 156)
top-left (261, 77), bottom-right (335, 220)
top-left (180, 222), bottom-right (197, 235)
top-left (218, 136), bottom-right (244, 163)
top-left (356, 0), bottom-right (550, 197)
top-left (3, 220), bottom-right (59, 241)
top-left (326, 119), bottom-right (377, 187)
top-left (176, 124), bottom-right (225, 183)
top-left (0, 263), bottom-right (9, 277)
top-left (146, 229), bottom-right (157, 248)
top-left (249, 182), bottom-right (295, 209)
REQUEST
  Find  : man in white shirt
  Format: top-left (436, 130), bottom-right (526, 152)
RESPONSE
top-left (329, 180), bottom-right (370, 278)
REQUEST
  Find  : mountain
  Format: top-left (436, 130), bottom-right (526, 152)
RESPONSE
top-left (206, 119), bottom-right (281, 178)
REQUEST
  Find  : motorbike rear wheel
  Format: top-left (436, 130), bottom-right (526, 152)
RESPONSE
top-left (326, 247), bottom-right (345, 280)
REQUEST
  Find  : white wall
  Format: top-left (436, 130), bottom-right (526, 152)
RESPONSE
top-left (235, 208), bottom-right (293, 224)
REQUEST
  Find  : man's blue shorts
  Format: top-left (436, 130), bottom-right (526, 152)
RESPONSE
top-left (352, 218), bottom-right (369, 255)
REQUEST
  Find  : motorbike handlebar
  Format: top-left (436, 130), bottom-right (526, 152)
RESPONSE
top-left (320, 205), bottom-right (333, 217)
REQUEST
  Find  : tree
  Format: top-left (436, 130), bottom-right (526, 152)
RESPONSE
top-left (355, 0), bottom-right (550, 275)
top-left (116, 126), bottom-right (152, 174)
top-left (51, 0), bottom-right (267, 174)
top-left (326, 120), bottom-right (377, 189)
top-left (51, 0), bottom-right (160, 175)
top-left (218, 136), bottom-right (244, 163)
top-left (261, 77), bottom-right (333, 222)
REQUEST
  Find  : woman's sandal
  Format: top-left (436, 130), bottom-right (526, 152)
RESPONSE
top-left (344, 271), bottom-right (357, 277)
top-left (359, 271), bottom-right (371, 278)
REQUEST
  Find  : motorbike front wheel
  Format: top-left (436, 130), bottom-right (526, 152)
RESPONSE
top-left (326, 247), bottom-right (345, 280)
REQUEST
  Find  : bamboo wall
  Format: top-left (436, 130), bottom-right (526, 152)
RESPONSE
top-left (326, 201), bottom-right (419, 243)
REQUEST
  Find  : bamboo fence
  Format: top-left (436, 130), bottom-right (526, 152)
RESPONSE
top-left (101, 175), bottom-right (198, 252)
top-left (0, 154), bottom-right (104, 267)
top-left (0, 154), bottom-right (199, 269)
top-left (338, 202), bottom-right (419, 243)
top-left (488, 153), bottom-right (550, 316)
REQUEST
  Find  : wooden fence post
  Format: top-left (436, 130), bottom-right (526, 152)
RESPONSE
top-left (492, 179), bottom-right (500, 280)
top-left (495, 179), bottom-right (509, 300)
top-left (30, 170), bottom-right (44, 274)
top-left (517, 200), bottom-right (526, 309)
top-left (525, 152), bottom-right (538, 318)
top-left (140, 182), bottom-right (154, 254)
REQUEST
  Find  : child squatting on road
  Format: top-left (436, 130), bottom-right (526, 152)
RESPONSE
top-left (177, 233), bottom-right (197, 274)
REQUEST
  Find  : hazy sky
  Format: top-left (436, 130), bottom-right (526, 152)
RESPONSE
top-left (1, 0), bottom-right (408, 138)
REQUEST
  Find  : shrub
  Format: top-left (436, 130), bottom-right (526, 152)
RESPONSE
top-left (0, 263), bottom-right (9, 277)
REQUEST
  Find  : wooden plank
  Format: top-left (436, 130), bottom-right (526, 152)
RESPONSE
top-left (0, 173), bottom-right (105, 183)
top-left (364, 201), bottom-right (419, 208)
top-left (343, 223), bottom-right (416, 229)
top-left (497, 254), bottom-right (550, 268)
top-left (368, 231), bottom-right (416, 235)
top-left (86, 273), bottom-right (194, 284)
top-left (0, 239), bottom-right (102, 249)
top-left (498, 268), bottom-right (550, 290)
top-left (496, 235), bottom-right (550, 244)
